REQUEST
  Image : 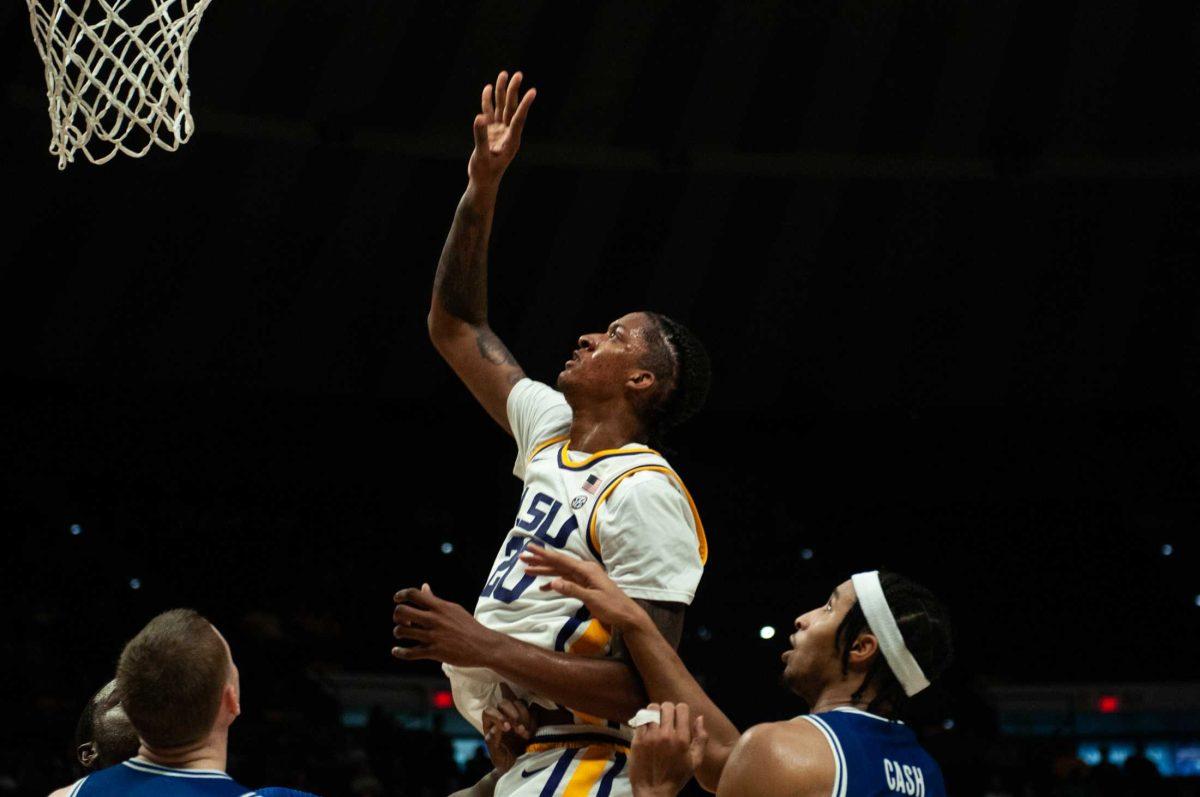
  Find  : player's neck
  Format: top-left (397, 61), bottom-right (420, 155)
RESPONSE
top-left (807, 680), bottom-right (884, 716)
top-left (138, 731), bottom-right (227, 772)
top-left (566, 401), bottom-right (645, 453)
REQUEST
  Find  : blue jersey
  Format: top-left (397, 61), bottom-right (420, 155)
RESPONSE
top-left (799, 708), bottom-right (946, 797)
top-left (68, 759), bottom-right (257, 796)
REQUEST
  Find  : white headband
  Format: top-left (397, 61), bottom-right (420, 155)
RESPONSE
top-left (850, 571), bottom-right (930, 697)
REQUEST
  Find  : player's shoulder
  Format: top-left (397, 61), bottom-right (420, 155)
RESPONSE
top-left (600, 468), bottom-right (689, 521)
top-left (509, 377), bottom-right (570, 414)
top-left (615, 465), bottom-right (676, 491)
top-left (720, 721), bottom-right (835, 797)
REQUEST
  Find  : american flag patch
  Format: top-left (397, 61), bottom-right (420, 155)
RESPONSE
top-left (582, 474), bottom-right (601, 495)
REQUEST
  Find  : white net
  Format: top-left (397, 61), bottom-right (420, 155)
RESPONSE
top-left (26, 0), bottom-right (213, 170)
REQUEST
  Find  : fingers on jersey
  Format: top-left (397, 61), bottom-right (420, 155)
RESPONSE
top-left (520, 543), bottom-right (595, 581)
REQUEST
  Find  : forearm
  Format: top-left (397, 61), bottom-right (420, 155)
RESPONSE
top-left (431, 181), bottom-right (500, 327)
top-left (483, 633), bottom-right (647, 722)
top-left (623, 615), bottom-right (741, 790)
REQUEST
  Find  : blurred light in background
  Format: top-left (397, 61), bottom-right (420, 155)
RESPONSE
top-left (440, 542), bottom-right (454, 555)
top-left (432, 689), bottom-right (454, 709)
top-left (70, 524), bottom-right (82, 536)
top-left (759, 625), bottom-right (776, 640)
top-left (1098, 695), bottom-right (1120, 714)
top-left (697, 626), bottom-right (712, 641)
top-left (800, 548), bottom-right (814, 560)
top-left (1161, 543), bottom-right (1173, 556)
top-left (129, 578), bottom-right (141, 590)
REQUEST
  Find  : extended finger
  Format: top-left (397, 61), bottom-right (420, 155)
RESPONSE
top-left (498, 700), bottom-right (523, 724)
top-left (660, 702), bottom-right (676, 734)
top-left (521, 544), bottom-right (580, 574)
top-left (391, 644), bottom-right (434, 661)
top-left (393, 624), bottom-right (432, 642)
top-left (481, 83), bottom-right (494, 119)
top-left (537, 578), bottom-right (589, 599)
top-left (510, 88), bottom-right (536, 139)
top-left (394, 587), bottom-right (437, 608)
top-left (675, 703), bottom-right (691, 743)
top-left (499, 702), bottom-right (530, 737)
top-left (482, 707), bottom-right (512, 733)
top-left (692, 715), bottom-right (708, 746)
top-left (689, 715), bottom-right (708, 765)
top-left (495, 71), bottom-right (509, 122)
top-left (513, 699), bottom-right (533, 727)
top-left (504, 72), bottom-right (523, 124)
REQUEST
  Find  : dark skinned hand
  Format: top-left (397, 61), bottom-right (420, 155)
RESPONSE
top-left (392, 583), bottom-right (504, 667)
top-left (481, 684), bottom-right (538, 773)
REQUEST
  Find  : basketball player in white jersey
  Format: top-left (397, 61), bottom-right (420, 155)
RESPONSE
top-left (521, 545), bottom-right (954, 797)
top-left (393, 70), bottom-right (713, 797)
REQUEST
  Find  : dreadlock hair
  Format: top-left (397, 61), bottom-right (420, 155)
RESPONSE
top-left (636, 312), bottom-right (712, 448)
top-left (834, 571), bottom-right (953, 718)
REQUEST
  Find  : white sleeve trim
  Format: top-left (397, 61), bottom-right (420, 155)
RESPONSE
top-left (620, 585), bottom-right (697, 604)
top-left (800, 715), bottom-right (847, 797)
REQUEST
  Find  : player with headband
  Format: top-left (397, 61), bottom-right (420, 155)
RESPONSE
top-left (521, 546), bottom-right (953, 797)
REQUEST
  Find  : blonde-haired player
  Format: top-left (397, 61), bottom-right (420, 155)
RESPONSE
top-left (391, 69), bottom-right (712, 797)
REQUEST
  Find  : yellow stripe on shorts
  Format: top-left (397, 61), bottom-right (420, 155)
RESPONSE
top-left (562, 745), bottom-right (612, 797)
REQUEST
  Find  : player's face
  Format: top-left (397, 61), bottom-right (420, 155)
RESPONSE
top-left (780, 580), bottom-right (857, 696)
top-left (556, 312), bottom-right (656, 398)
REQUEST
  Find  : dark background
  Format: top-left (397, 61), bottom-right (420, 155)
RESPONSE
top-left (3, 1), bottom-right (1199, 795)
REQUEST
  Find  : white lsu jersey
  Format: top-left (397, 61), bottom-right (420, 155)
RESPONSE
top-left (445, 378), bottom-right (707, 740)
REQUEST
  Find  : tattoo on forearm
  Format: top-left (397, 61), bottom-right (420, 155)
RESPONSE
top-left (474, 327), bottom-right (521, 377)
top-left (433, 196), bottom-right (491, 324)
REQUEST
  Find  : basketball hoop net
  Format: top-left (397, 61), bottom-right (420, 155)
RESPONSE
top-left (26, 0), bottom-right (213, 170)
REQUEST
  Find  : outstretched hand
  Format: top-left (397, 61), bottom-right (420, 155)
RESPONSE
top-left (468, 70), bottom-right (536, 188)
top-left (519, 545), bottom-right (647, 631)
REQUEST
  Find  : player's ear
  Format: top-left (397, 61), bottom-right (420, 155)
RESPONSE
top-left (847, 631), bottom-right (880, 668)
top-left (224, 680), bottom-right (241, 719)
top-left (78, 741), bottom-right (98, 768)
top-left (626, 369), bottom-right (656, 393)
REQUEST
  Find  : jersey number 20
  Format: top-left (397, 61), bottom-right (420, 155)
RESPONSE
top-left (481, 491), bottom-right (578, 603)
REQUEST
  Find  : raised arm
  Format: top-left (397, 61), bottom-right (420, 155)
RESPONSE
top-left (428, 70), bottom-right (536, 434)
